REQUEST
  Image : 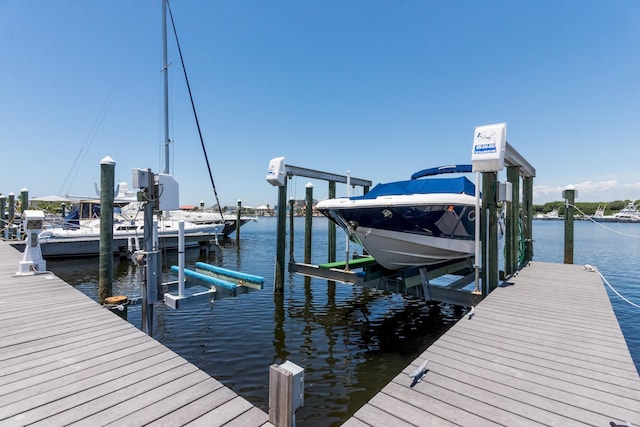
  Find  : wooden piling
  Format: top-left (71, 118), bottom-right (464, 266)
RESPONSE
top-left (236, 199), bottom-right (241, 241)
top-left (304, 183), bottom-right (313, 265)
top-left (288, 198), bottom-right (295, 262)
top-left (0, 195), bottom-right (6, 231)
top-left (523, 176), bottom-right (534, 263)
top-left (20, 188), bottom-right (28, 213)
top-left (8, 192), bottom-right (15, 231)
top-left (274, 179), bottom-right (287, 292)
top-left (98, 156), bottom-right (115, 303)
top-left (505, 166), bottom-right (520, 275)
top-left (481, 171), bottom-right (499, 295)
top-left (327, 180), bottom-right (336, 263)
top-left (563, 188), bottom-right (575, 264)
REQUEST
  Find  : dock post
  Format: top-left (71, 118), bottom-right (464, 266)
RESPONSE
top-left (20, 188), bottom-right (28, 213)
top-left (0, 195), bottom-right (6, 233)
top-left (327, 180), bottom-right (336, 263)
top-left (304, 183), bottom-right (313, 265)
top-left (563, 187), bottom-right (576, 264)
top-left (505, 166), bottom-right (520, 275)
top-left (288, 198), bottom-right (295, 262)
top-left (98, 156), bottom-right (115, 304)
top-left (275, 179), bottom-right (288, 292)
top-left (523, 176), bottom-right (534, 263)
top-left (236, 199), bottom-right (241, 242)
top-left (142, 172), bottom-right (159, 336)
top-left (481, 171), bottom-right (499, 295)
top-left (8, 192), bottom-right (15, 235)
top-left (269, 361), bottom-right (304, 427)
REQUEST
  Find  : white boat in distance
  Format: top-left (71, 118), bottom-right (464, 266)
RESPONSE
top-left (151, 207), bottom-right (256, 237)
top-left (64, 183), bottom-right (254, 237)
top-left (316, 165), bottom-right (477, 270)
top-left (591, 202), bottom-right (640, 223)
top-left (32, 202), bottom-right (224, 258)
top-left (12, 200), bottom-right (224, 258)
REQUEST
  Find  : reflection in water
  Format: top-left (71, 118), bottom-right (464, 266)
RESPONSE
top-left (47, 218), bottom-right (466, 426)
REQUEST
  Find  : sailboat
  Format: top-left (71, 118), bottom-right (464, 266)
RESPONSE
top-left (157, 0), bottom-right (254, 237)
top-left (13, 0), bottom-right (231, 258)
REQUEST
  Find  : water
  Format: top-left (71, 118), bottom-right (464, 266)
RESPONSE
top-left (47, 217), bottom-right (640, 425)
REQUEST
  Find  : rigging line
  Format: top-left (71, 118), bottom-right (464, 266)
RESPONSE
top-left (570, 204), bottom-right (640, 238)
top-left (60, 8), bottom-right (154, 196)
top-left (58, 71), bottom-right (125, 196)
top-left (166, 1), bottom-right (224, 220)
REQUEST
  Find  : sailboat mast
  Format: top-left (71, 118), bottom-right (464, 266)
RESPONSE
top-left (162, 0), bottom-right (170, 175)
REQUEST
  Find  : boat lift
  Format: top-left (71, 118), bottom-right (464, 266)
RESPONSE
top-left (265, 123), bottom-right (536, 306)
top-left (130, 167), bottom-right (264, 336)
top-left (265, 157), bottom-right (483, 307)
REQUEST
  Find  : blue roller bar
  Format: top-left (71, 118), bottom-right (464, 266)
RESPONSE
top-left (195, 262), bottom-right (265, 285)
top-left (170, 265), bottom-right (238, 290)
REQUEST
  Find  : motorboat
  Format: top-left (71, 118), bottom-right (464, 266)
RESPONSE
top-left (316, 165), bottom-right (477, 270)
top-left (592, 202), bottom-right (640, 223)
top-left (543, 208), bottom-right (562, 220)
top-left (613, 202), bottom-right (640, 222)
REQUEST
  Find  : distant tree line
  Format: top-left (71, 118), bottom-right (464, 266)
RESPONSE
top-left (533, 200), bottom-right (637, 217)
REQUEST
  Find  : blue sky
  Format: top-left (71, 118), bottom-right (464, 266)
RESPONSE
top-left (1, 0), bottom-right (639, 207)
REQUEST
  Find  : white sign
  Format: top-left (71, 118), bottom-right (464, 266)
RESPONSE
top-left (471, 123), bottom-right (507, 172)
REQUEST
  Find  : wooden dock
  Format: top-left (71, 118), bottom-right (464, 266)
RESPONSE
top-left (0, 241), bottom-right (271, 426)
top-left (343, 261), bottom-right (640, 426)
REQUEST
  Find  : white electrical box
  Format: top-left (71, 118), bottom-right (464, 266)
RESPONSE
top-left (266, 157), bottom-right (287, 186)
top-left (280, 360), bottom-right (304, 410)
top-left (132, 168), bottom-right (152, 189)
top-left (471, 123), bottom-right (507, 172)
top-left (498, 181), bottom-right (513, 202)
top-left (156, 173), bottom-right (180, 211)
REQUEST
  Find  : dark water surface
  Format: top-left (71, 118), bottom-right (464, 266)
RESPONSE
top-left (47, 217), bottom-right (640, 425)
top-left (48, 217), bottom-right (465, 426)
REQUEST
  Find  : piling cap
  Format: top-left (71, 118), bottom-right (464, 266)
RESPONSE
top-left (101, 156), bottom-right (116, 165)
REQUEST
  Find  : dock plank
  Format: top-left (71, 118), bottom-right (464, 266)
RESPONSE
top-left (21, 356), bottom-right (191, 426)
top-left (347, 261), bottom-right (640, 426)
top-left (106, 377), bottom-right (231, 426)
top-left (0, 241), bottom-right (270, 427)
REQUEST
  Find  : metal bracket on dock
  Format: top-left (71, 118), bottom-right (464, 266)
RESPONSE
top-left (409, 359), bottom-right (429, 387)
top-left (164, 286), bottom-right (216, 309)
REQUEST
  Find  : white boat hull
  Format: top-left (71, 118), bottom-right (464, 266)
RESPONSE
top-left (352, 226), bottom-right (475, 270)
top-left (32, 218), bottom-right (222, 258)
top-left (36, 232), bottom-right (218, 258)
top-left (317, 192), bottom-right (478, 270)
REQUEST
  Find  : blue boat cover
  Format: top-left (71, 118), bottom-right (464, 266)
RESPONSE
top-left (352, 176), bottom-right (476, 200)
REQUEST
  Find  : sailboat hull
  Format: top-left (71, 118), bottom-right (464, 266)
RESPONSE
top-left (14, 216), bottom-right (223, 258)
